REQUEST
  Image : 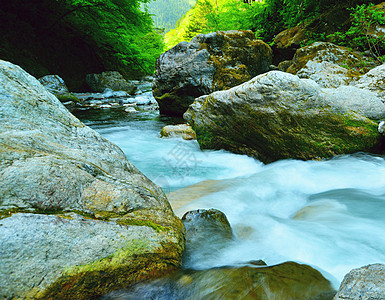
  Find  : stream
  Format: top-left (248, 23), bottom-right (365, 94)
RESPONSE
top-left (74, 107), bottom-right (385, 295)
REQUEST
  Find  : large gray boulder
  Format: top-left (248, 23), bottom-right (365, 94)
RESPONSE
top-left (184, 71), bottom-right (385, 163)
top-left (334, 264), bottom-right (385, 300)
top-left (0, 60), bottom-right (184, 299)
top-left (153, 30), bottom-right (272, 116)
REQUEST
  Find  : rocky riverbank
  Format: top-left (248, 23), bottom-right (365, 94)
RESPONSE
top-left (0, 60), bottom-right (184, 299)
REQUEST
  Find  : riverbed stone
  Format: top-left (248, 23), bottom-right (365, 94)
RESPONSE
top-left (105, 261), bottom-right (335, 299)
top-left (160, 124), bottom-right (196, 140)
top-left (181, 208), bottom-right (233, 266)
top-left (333, 264), bottom-right (385, 300)
top-left (184, 71), bottom-right (385, 163)
top-left (0, 60), bottom-right (184, 299)
top-left (153, 30), bottom-right (272, 116)
top-left (86, 71), bottom-right (137, 94)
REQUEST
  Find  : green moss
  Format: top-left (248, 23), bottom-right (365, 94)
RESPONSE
top-left (116, 218), bottom-right (170, 232)
top-left (55, 93), bottom-right (81, 103)
top-left (64, 239), bottom-right (149, 275)
top-left (0, 208), bottom-right (22, 219)
top-left (38, 238), bottom-right (181, 299)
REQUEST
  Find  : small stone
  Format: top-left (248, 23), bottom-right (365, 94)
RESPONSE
top-left (160, 124), bottom-right (196, 140)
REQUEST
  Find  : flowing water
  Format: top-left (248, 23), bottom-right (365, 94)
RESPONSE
top-left (75, 108), bottom-right (385, 291)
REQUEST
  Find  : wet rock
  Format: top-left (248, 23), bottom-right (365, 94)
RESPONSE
top-left (153, 30), bottom-right (272, 117)
top-left (160, 124), bottom-right (196, 140)
top-left (181, 209), bottom-right (232, 266)
top-left (334, 264), bottom-right (385, 300)
top-left (184, 71), bottom-right (385, 163)
top-left (0, 60), bottom-right (184, 299)
top-left (105, 261), bottom-right (335, 300)
top-left (86, 71), bottom-right (137, 94)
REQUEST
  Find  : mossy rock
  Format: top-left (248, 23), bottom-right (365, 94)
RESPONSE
top-left (153, 30), bottom-right (272, 117)
top-left (105, 261), bottom-right (336, 299)
top-left (184, 71), bottom-right (385, 163)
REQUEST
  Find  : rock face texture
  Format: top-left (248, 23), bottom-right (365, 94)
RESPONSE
top-left (153, 30), bottom-right (272, 116)
top-left (184, 71), bottom-right (385, 163)
top-left (354, 63), bottom-right (385, 102)
top-left (0, 60), bottom-right (184, 299)
top-left (334, 264), bottom-right (385, 300)
top-left (86, 71), bottom-right (137, 94)
top-left (106, 261), bottom-right (335, 299)
top-left (280, 42), bottom-right (367, 88)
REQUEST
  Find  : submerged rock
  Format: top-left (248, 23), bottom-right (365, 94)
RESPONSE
top-left (86, 71), bottom-right (137, 94)
top-left (153, 30), bottom-right (272, 116)
top-left (105, 261), bottom-right (335, 299)
top-left (334, 264), bottom-right (385, 300)
top-left (160, 124), bottom-right (196, 140)
top-left (0, 60), bottom-right (184, 299)
top-left (184, 71), bottom-right (385, 163)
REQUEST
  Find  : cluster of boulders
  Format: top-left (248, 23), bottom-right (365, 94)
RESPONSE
top-left (38, 71), bottom-right (157, 112)
top-left (153, 30), bottom-right (272, 116)
top-left (2, 19), bottom-right (385, 298)
top-left (152, 29), bottom-right (385, 163)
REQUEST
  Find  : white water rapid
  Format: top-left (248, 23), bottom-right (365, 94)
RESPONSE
top-left (77, 109), bottom-right (385, 288)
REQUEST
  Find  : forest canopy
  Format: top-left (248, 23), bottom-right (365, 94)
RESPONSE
top-left (165, 0), bottom-right (385, 52)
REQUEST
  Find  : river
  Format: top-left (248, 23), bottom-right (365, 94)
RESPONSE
top-left (74, 107), bottom-right (385, 293)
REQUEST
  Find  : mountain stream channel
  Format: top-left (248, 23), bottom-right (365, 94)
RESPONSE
top-left (73, 104), bottom-right (385, 299)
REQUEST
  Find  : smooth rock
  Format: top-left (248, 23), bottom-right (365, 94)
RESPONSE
top-left (160, 124), bottom-right (196, 140)
top-left (153, 30), bottom-right (272, 116)
top-left (86, 71), bottom-right (137, 94)
top-left (334, 264), bottom-right (385, 300)
top-left (38, 74), bottom-right (69, 95)
top-left (184, 71), bottom-right (384, 163)
top-left (0, 60), bottom-right (184, 299)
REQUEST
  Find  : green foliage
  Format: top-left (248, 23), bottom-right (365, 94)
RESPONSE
top-left (164, 0), bottom-right (263, 48)
top-left (147, 0), bottom-right (196, 32)
top-left (328, 3), bottom-right (385, 62)
top-left (54, 0), bottom-right (164, 77)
